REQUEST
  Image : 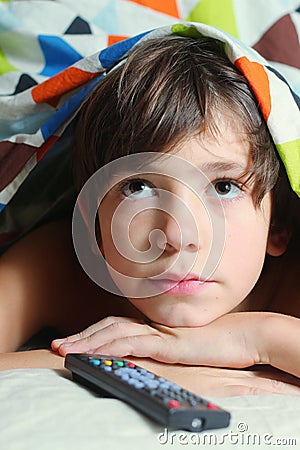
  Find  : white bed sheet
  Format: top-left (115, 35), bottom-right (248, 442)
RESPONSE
top-left (0, 368), bottom-right (299, 450)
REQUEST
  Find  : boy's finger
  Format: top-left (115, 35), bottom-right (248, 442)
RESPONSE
top-left (94, 334), bottom-right (175, 362)
top-left (54, 322), bottom-right (155, 356)
top-left (51, 316), bottom-right (145, 350)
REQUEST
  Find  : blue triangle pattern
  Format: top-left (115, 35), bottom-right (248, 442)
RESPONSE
top-left (38, 35), bottom-right (83, 77)
top-left (0, 4), bottom-right (20, 32)
top-left (99, 30), bottom-right (150, 69)
top-left (93, 0), bottom-right (119, 35)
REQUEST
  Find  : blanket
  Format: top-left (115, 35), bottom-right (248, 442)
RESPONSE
top-left (0, 0), bottom-right (300, 253)
top-left (1, 368), bottom-right (300, 450)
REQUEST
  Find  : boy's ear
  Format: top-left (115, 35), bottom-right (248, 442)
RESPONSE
top-left (266, 226), bottom-right (291, 256)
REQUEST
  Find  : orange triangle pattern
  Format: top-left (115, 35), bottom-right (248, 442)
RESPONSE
top-left (107, 35), bottom-right (129, 47)
top-left (127, 0), bottom-right (179, 18)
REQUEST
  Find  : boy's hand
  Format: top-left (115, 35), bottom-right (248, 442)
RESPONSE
top-left (52, 312), bottom-right (262, 367)
top-left (51, 312), bottom-right (300, 396)
top-left (52, 312), bottom-right (300, 378)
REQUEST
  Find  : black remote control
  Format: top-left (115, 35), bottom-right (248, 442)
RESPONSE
top-left (65, 353), bottom-right (231, 432)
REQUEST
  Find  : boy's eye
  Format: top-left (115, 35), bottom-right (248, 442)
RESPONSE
top-left (120, 179), bottom-right (156, 199)
top-left (209, 180), bottom-right (243, 199)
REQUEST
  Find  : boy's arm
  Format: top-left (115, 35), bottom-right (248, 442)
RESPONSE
top-left (0, 350), bottom-right (65, 371)
top-left (52, 312), bottom-right (300, 378)
top-left (0, 220), bottom-right (74, 352)
top-left (4, 349), bottom-right (299, 397)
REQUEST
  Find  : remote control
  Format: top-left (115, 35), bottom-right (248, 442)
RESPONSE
top-left (65, 353), bottom-right (231, 432)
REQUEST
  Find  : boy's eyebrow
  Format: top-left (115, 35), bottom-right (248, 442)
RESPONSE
top-left (198, 160), bottom-right (248, 174)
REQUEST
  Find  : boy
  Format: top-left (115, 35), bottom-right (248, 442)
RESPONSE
top-left (50, 31), bottom-right (300, 378)
top-left (1, 24), bottom-right (299, 394)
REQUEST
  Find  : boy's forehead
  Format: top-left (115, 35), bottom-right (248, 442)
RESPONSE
top-left (167, 128), bottom-right (251, 171)
top-left (105, 129), bottom-right (251, 182)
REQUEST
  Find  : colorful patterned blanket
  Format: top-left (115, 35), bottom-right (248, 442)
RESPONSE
top-left (0, 0), bottom-right (299, 252)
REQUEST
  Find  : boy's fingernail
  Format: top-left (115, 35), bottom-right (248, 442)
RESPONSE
top-left (52, 339), bottom-right (66, 346)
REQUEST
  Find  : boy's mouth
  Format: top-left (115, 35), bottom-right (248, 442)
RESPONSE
top-left (147, 273), bottom-right (213, 296)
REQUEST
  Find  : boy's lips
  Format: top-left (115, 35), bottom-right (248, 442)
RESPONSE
top-left (147, 273), bottom-right (213, 295)
top-left (151, 272), bottom-right (205, 282)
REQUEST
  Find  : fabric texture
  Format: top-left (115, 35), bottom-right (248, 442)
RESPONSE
top-left (0, 368), bottom-right (300, 450)
top-left (0, 0), bottom-right (299, 252)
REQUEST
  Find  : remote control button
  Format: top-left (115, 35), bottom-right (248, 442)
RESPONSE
top-left (90, 359), bottom-right (101, 366)
top-left (121, 374), bottom-right (130, 382)
top-left (206, 402), bottom-right (219, 410)
top-left (170, 384), bottom-right (182, 392)
top-left (191, 418), bottom-right (203, 429)
top-left (181, 391), bottom-right (191, 400)
top-left (104, 360), bottom-right (112, 366)
top-left (159, 381), bottom-right (173, 389)
top-left (127, 362), bottom-right (135, 368)
top-left (168, 400), bottom-right (181, 408)
top-left (128, 378), bottom-right (145, 389)
top-left (144, 380), bottom-right (160, 390)
top-left (128, 371), bottom-right (142, 379)
top-left (115, 361), bottom-right (124, 367)
top-left (120, 367), bottom-right (132, 374)
top-left (103, 365), bottom-right (112, 372)
top-left (143, 372), bottom-right (155, 380)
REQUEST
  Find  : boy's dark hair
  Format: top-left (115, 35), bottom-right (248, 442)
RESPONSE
top-left (72, 35), bottom-right (297, 230)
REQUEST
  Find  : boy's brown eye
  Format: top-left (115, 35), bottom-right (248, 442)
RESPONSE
top-left (215, 181), bottom-right (232, 194)
top-left (128, 180), bottom-right (146, 193)
top-left (120, 179), bottom-right (156, 199)
top-left (210, 180), bottom-right (242, 199)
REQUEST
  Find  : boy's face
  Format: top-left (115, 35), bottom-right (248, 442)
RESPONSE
top-left (97, 124), bottom-right (273, 327)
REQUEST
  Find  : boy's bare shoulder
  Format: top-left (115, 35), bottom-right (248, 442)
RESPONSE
top-left (0, 218), bottom-right (142, 350)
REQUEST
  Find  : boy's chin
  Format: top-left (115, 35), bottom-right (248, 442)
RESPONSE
top-left (128, 300), bottom-right (220, 328)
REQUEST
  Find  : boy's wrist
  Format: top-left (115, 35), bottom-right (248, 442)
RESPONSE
top-left (254, 312), bottom-right (275, 366)
top-left (255, 312), bottom-right (293, 367)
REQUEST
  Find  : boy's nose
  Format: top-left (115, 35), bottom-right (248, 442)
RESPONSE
top-left (155, 189), bottom-right (206, 254)
top-left (156, 216), bottom-right (200, 253)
